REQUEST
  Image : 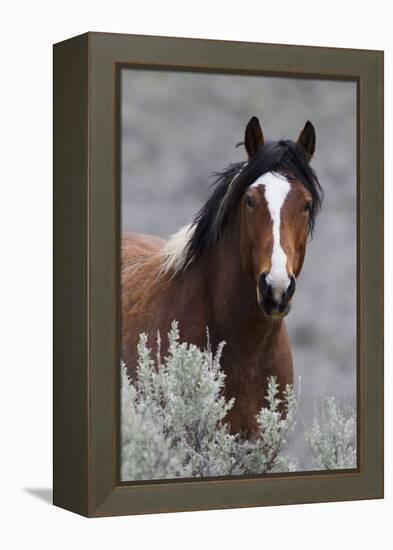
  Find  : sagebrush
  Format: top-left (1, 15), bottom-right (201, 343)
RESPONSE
top-left (121, 321), bottom-right (356, 480)
top-left (305, 397), bottom-right (357, 470)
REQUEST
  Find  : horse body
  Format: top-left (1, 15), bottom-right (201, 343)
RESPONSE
top-left (122, 221), bottom-right (293, 436)
top-left (121, 116), bottom-right (322, 437)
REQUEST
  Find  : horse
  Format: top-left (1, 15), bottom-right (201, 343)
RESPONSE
top-left (121, 116), bottom-right (323, 437)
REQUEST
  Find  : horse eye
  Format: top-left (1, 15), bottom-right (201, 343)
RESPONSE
top-left (304, 200), bottom-right (312, 213)
top-left (245, 194), bottom-right (255, 208)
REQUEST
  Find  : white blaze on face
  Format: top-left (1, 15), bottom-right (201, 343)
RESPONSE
top-left (251, 172), bottom-right (291, 299)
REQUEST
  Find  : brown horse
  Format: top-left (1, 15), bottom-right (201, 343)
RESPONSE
top-left (122, 117), bottom-right (323, 437)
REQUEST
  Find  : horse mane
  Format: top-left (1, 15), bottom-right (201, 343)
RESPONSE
top-left (161, 139), bottom-right (323, 276)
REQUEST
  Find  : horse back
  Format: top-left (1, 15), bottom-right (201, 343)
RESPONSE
top-left (122, 232), bottom-right (165, 265)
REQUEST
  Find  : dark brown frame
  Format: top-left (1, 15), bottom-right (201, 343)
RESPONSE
top-left (53, 32), bottom-right (384, 517)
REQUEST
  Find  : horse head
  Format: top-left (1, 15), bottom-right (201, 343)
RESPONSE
top-left (240, 116), bottom-right (320, 319)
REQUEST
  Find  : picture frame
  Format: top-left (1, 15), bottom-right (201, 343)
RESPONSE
top-left (53, 31), bottom-right (383, 517)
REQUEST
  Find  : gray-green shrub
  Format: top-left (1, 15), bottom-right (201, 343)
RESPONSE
top-left (121, 321), bottom-right (356, 480)
top-left (121, 322), bottom-right (297, 480)
top-left (305, 397), bottom-right (357, 470)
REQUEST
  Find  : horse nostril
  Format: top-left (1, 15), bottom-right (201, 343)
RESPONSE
top-left (286, 276), bottom-right (296, 301)
top-left (259, 272), bottom-right (269, 297)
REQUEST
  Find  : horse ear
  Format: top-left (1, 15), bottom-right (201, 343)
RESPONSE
top-left (244, 116), bottom-right (265, 158)
top-left (297, 120), bottom-right (316, 160)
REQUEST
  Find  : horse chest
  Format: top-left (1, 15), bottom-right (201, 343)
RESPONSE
top-left (219, 325), bottom-right (293, 436)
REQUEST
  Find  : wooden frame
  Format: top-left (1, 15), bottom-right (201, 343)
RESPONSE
top-left (53, 32), bottom-right (384, 517)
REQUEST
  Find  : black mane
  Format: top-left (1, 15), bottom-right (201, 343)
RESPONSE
top-left (183, 139), bottom-right (323, 269)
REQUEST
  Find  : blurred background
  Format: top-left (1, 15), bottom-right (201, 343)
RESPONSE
top-left (121, 69), bottom-right (356, 470)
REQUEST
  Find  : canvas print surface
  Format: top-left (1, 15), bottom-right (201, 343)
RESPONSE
top-left (120, 69), bottom-right (357, 481)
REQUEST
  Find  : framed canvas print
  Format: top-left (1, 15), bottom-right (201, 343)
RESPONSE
top-left (53, 32), bottom-right (384, 517)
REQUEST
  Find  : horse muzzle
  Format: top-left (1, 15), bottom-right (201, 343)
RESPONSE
top-left (257, 273), bottom-right (296, 319)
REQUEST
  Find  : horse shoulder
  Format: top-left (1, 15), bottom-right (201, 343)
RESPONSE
top-left (121, 232), bottom-right (172, 368)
